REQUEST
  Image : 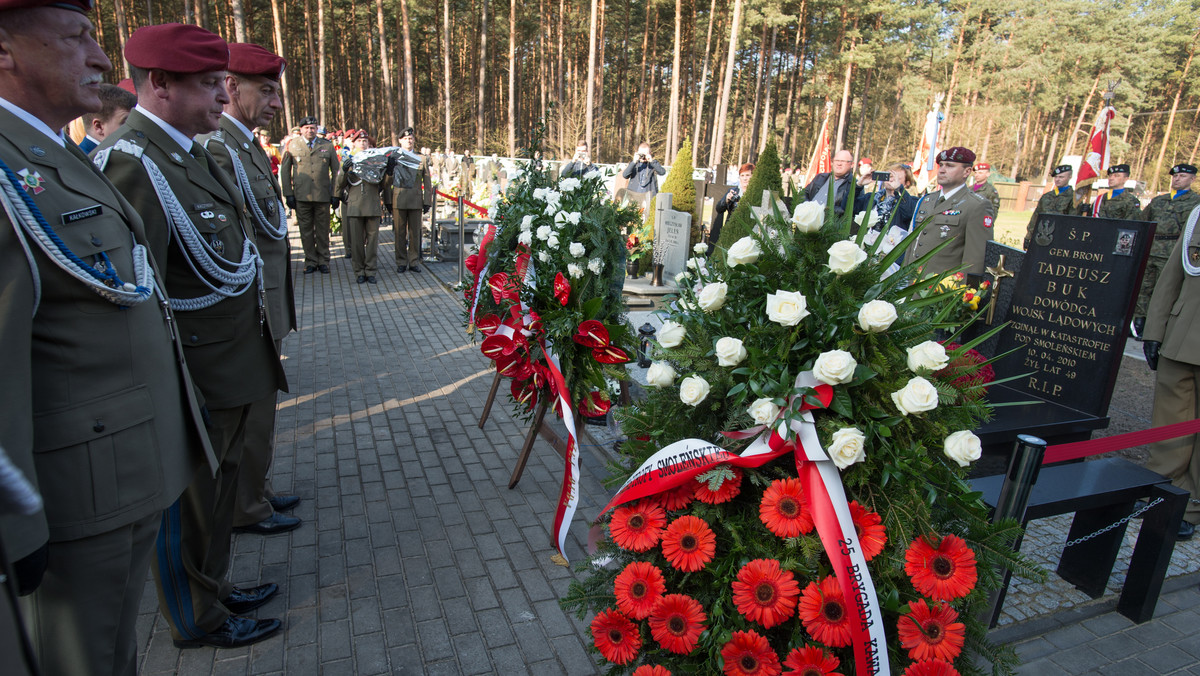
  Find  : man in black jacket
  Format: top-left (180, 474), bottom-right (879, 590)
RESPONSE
top-left (622, 142), bottom-right (666, 196)
top-left (803, 149), bottom-right (855, 217)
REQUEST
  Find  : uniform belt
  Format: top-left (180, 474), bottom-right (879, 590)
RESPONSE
top-left (1155, 234), bottom-right (1179, 240)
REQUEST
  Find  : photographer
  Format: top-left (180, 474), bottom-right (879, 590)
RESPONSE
top-left (854, 163), bottom-right (918, 233)
top-left (707, 163), bottom-right (754, 254)
top-left (621, 142), bottom-right (667, 196)
top-left (561, 139), bottom-right (597, 178)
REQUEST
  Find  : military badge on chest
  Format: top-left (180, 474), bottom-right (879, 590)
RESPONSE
top-left (210, 235), bottom-right (225, 256)
top-left (17, 168), bottom-right (45, 194)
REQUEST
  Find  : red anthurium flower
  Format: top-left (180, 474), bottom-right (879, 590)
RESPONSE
top-left (554, 272), bottom-right (571, 306)
top-left (510, 380), bottom-right (537, 408)
top-left (573, 319), bottom-right (610, 348)
top-left (494, 353), bottom-right (526, 378)
top-left (505, 358), bottom-right (535, 382)
top-left (465, 253), bottom-right (482, 275)
top-left (582, 391), bottom-right (612, 417)
top-left (480, 334), bottom-right (517, 360)
top-left (593, 344), bottom-right (630, 364)
top-left (475, 314), bottom-right (501, 336)
top-left (488, 272), bottom-right (512, 305)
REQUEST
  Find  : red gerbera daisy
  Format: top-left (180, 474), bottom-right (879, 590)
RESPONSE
top-left (797, 576), bottom-right (853, 648)
top-left (659, 482), bottom-right (696, 511)
top-left (732, 559), bottom-right (801, 629)
top-left (760, 478), bottom-right (814, 538)
top-left (904, 533), bottom-right (978, 600)
top-left (590, 608), bottom-right (641, 665)
top-left (633, 667), bottom-right (672, 676)
top-left (849, 501), bottom-right (887, 561)
top-left (721, 630), bottom-right (782, 676)
top-left (614, 561), bottom-right (666, 620)
top-left (782, 646), bottom-right (843, 676)
top-left (694, 465), bottom-right (743, 504)
top-left (648, 593), bottom-right (707, 654)
top-left (897, 599), bottom-right (966, 662)
top-left (660, 515), bottom-right (717, 572)
top-left (901, 658), bottom-right (961, 676)
top-left (609, 501), bottom-right (667, 552)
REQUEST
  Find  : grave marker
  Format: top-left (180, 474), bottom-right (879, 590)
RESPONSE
top-left (654, 192), bottom-right (692, 283)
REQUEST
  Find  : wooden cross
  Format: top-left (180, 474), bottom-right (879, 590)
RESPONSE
top-left (985, 255), bottom-right (1015, 324)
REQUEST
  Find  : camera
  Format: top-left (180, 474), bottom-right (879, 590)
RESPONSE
top-left (638, 153), bottom-right (648, 162)
top-left (871, 171), bottom-right (891, 182)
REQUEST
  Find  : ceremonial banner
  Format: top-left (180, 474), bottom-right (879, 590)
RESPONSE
top-left (1080, 105), bottom-right (1117, 216)
top-left (803, 105), bottom-right (833, 188)
top-left (912, 99), bottom-right (944, 193)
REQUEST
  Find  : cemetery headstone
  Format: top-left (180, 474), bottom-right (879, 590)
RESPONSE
top-left (750, 190), bottom-right (789, 224)
top-left (654, 192), bottom-right (692, 283)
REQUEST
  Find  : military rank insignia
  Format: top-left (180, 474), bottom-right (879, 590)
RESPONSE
top-left (941, 210), bottom-right (961, 216)
top-left (17, 168), bottom-right (45, 195)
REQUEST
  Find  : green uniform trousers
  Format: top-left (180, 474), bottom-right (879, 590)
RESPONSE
top-left (297, 201), bottom-right (331, 268)
top-left (394, 207), bottom-right (423, 267)
top-left (1150, 356), bottom-right (1200, 525)
top-left (234, 384), bottom-right (281, 528)
top-left (347, 215), bottom-right (381, 277)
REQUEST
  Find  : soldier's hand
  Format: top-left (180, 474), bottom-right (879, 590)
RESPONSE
top-left (342, 157), bottom-right (353, 171)
top-left (1143, 340), bottom-right (1161, 371)
top-left (14, 542), bottom-right (49, 595)
top-left (285, 196), bottom-right (297, 210)
top-left (331, 197), bottom-right (341, 210)
top-left (385, 154), bottom-right (397, 176)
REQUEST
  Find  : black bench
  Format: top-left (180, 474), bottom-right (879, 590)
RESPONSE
top-left (970, 456), bottom-right (1188, 625)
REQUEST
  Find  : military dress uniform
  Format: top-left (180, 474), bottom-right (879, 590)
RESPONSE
top-left (971, 179), bottom-right (1001, 216)
top-left (200, 110), bottom-right (298, 530)
top-left (392, 134), bottom-right (434, 272)
top-left (335, 152), bottom-right (391, 281)
top-left (0, 103), bottom-right (212, 675)
top-left (1138, 168), bottom-right (1200, 319)
top-left (280, 131), bottom-right (339, 270)
top-left (906, 185), bottom-right (995, 277)
top-left (97, 104), bottom-right (287, 644)
top-left (1144, 206), bottom-right (1200, 533)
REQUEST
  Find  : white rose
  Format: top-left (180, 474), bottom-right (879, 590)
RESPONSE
top-left (536, 225), bottom-right (553, 240)
top-left (943, 430), bottom-right (982, 468)
top-left (544, 204), bottom-right (558, 217)
top-left (890, 376), bottom-right (939, 416)
top-left (714, 337), bottom-right (747, 366)
top-left (748, 398), bottom-right (781, 426)
top-left (533, 188), bottom-right (547, 201)
top-left (828, 427), bottom-right (867, 470)
top-left (766, 290), bottom-right (810, 326)
top-left (518, 231), bottom-right (533, 246)
top-left (812, 350), bottom-right (857, 385)
top-left (538, 251), bottom-right (551, 263)
top-left (675, 271), bottom-right (691, 284)
top-left (853, 210), bottom-right (880, 230)
top-left (697, 282), bottom-right (728, 312)
top-left (567, 263), bottom-right (584, 278)
top-left (726, 236), bottom-right (763, 267)
top-left (791, 201), bottom-right (825, 233)
top-left (693, 242), bottom-right (709, 254)
top-left (521, 214), bottom-right (535, 230)
top-left (678, 375), bottom-right (711, 406)
top-left (583, 169), bottom-right (601, 181)
top-left (645, 361), bottom-right (677, 387)
top-left (569, 242), bottom-right (586, 257)
top-left (588, 257), bottom-right (604, 274)
top-left (560, 177), bottom-right (581, 192)
top-left (906, 341), bottom-right (949, 372)
top-left (569, 212), bottom-right (582, 224)
top-left (686, 257), bottom-right (708, 272)
top-left (544, 189), bottom-right (561, 205)
top-left (658, 320), bottom-right (687, 348)
top-left (827, 240), bottom-right (868, 275)
top-left (555, 210), bottom-right (568, 224)
top-left (547, 235), bottom-right (560, 249)
top-left (677, 299), bottom-right (696, 311)
top-left (858, 299), bottom-right (897, 332)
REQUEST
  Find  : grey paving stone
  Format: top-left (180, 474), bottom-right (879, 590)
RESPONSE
top-left (1136, 645), bottom-right (1196, 673)
top-left (415, 619), bottom-right (456, 662)
top-left (1047, 644), bottom-right (1111, 675)
top-left (1044, 623), bottom-right (1098, 649)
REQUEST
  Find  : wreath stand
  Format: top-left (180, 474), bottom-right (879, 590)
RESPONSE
top-left (477, 370), bottom-right (580, 489)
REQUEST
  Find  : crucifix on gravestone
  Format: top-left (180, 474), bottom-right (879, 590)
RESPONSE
top-left (985, 255), bottom-right (1015, 324)
top-left (751, 190), bottom-right (789, 223)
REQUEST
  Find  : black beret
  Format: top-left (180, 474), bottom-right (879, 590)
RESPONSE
top-left (400, 127), bottom-right (416, 139)
top-left (1051, 165), bottom-right (1073, 176)
top-left (298, 116), bottom-right (318, 127)
top-left (1107, 164), bottom-right (1130, 175)
top-left (1169, 163), bottom-right (1197, 176)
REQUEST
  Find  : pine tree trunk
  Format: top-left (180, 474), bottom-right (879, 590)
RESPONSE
top-left (112, 0), bottom-right (130, 79)
top-left (691, 0), bottom-right (719, 166)
top-left (594, 0), bottom-right (606, 159)
top-left (1040, 96), bottom-right (1071, 181)
top-left (938, 1), bottom-right (971, 146)
top-left (372, 0), bottom-right (397, 141)
top-left (585, 0), bottom-right (599, 150)
top-left (270, 0), bottom-right (293, 130)
top-left (634, 0), bottom-right (652, 142)
top-left (508, 0), bottom-right (517, 154)
top-left (230, 0), bottom-right (247, 42)
top-left (317, 0), bottom-right (327, 123)
top-left (1064, 72), bottom-right (1101, 158)
top-left (557, 0), bottom-right (565, 155)
top-left (759, 26), bottom-right (777, 155)
top-left (666, 0), bottom-right (683, 162)
top-left (1011, 82), bottom-right (1036, 180)
top-left (476, 0), bottom-right (489, 150)
top-left (748, 24), bottom-right (768, 155)
top-left (835, 48), bottom-right (854, 152)
top-left (712, 0), bottom-right (743, 166)
top-left (444, 0), bottom-right (453, 150)
top-left (852, 67), bottom-right (872, 159)
top-left (1152, 36), bottom-right (1198, 191)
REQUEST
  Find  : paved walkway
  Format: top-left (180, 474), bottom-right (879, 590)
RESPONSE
top-left (130, 223), bottom-right (1200, 674)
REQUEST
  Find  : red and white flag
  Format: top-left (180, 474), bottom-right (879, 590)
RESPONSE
top-left (1076, 105), bottom-right (1115, 191)
top-left (803, 112), bottom-right (832, 188)
top-left (911, 102), bottom-right (944, 193)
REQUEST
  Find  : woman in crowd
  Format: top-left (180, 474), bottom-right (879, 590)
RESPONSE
top-left (706, 162), bottom-right (754, 255)
top-left (854, 162), bottom-right (918, 232)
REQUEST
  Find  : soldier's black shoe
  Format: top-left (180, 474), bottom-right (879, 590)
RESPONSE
top-left (234, 513), bottom-right (301, 534)
top-left (397, 265), bottom-right (408, 273)
top-left (318, 264), bottom-right (330, 274)
top-left (173, 616), bottom-right (282, 649)
top-left (409, 266), bottom-right (421, 273)
top-left (1131, 316), bottom-right (1146, 341)
top-left (357, 275), bottom-right (367, 284)
top-left (366, 276), bottom-right (377, 284)
top-left (1180, 521), bottom-right (1195, 541)
top-left (268, 495), bottom-right (300, 512)
top-left (303, 265), bottom-right (317, 274)
top-left (222, 583), bottom-right (279, 614)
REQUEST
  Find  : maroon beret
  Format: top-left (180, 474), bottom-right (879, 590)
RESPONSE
top-left (125, 23), bottom-right (229, 74)
top-left (0, 1), bottom-right (91, 12)
top-left (227, 42), bottom-right (286, 80)
top-left (116, 78), bottom-right (135, 94)
top-left (936, 146), bottom-right (976, 165)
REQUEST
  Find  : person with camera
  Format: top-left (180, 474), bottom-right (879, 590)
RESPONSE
top-left (336, 130), bottom-right (389, 284)
top-left (561, 139), bottom-right (597, 178)
top-left (621, 142), bottom-right (667, 196)
top-left (390, 126), bottom-right (434, 273)
top-left (803, 149), bottom-right (856, 217)
top-left (854, 163), bottom-right (919, 233)
top-left (706, 163), bottom-right (755, 254)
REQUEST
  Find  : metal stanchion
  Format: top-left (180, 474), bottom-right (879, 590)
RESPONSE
top-left (982, 434), bottom-right (1047, 627)
top-left (457, 196), bottom-right (465, 287)
top-left (429, 193), bottom-right (439, 260)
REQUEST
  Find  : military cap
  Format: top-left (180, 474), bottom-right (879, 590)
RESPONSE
top-left (116, 78), bottom-right (135, 94)
top-left (1169, 163), bottom-right (1197, 175)
top-left (298, 116), bottom-right (318, 127)
top-left (227, 43), bottom-right (286, 81)
top-left (975, 162), bottom-right (991, 171)
top-left (125, 23), bottom-right (229, 74)
top-left (859, 157), bottom-right (873, 165)
top-left (0, 0), bottom-right (91, 11)
top-left (400, 126), bottom-right (416, 140)
top-left (936, 146), bottom-right (976, 165)
top-left (1107, 164), bottom-right (1130, 176)
top-left (1050, 165), bottom-right (1073, 176)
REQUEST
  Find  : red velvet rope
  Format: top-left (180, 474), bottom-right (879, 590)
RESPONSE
top-left (1043, 418), bottom-right (1200, 464)
top-left (435, 190), bottom-right (487, 215)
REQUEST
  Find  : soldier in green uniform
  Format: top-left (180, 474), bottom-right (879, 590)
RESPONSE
top-left (1024, 164), bottom-right (1075, 249)
top-left (198, 42), bottom-right (301, 536)
top-left (0, 5), bottom-right (214, 674)
top-left (336, 130), bottom-right (391, 283)
top-left (1133, 164), bottom-right (1200, 337)
top-left (1079, 164), bottom-right (1144, 220)
top-left (905, 146), bottom-right (995, 280)
top-left (391, 126), bottom-right (434, 273)
top-left (280, 114), bottom-right (340, 273)
top-left (97, 23), bottom-right (287, 649)
top-left (971, 162), bottom-right (1001, 215)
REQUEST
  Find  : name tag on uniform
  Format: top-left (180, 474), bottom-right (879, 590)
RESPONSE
top-left (61, 204), bottom-right (103, 225)
top-left (193, 202), bottom-right (215, 210)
